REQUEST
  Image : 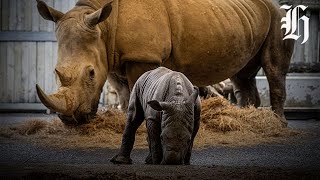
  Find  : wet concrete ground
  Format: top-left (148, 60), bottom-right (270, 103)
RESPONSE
top-left (0, 113), bottom-right (320, 179)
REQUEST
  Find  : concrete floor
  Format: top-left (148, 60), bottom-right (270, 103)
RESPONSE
top-left (0, 113), bottom-right (320, 179)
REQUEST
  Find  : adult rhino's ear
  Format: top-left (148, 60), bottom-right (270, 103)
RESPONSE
top-left (37, 0), bottom-right (64, 22)
top-left (84, 1), bottom-right (113, 28)
top-left (148, 100), bottom-right (171, 111)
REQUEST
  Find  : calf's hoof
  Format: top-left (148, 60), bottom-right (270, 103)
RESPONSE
top-left (145, 154), bottom-right (152, 164)
top-left (110, 154), bottom-right (132, 164)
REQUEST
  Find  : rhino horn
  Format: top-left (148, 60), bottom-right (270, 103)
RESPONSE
top-left (84, 1), bottom-right (113, 28)
top-left (55, 69), bottom-right (67, 83)
top-left (36, 84), bottom-right (73, 115)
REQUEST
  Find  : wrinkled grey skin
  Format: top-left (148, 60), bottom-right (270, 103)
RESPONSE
top-left (111, 67), bottom-right (201, 165)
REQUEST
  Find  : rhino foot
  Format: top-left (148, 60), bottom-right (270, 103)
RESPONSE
top-left (279, 117), bottom-right (288, 128)
top-left (110, 154), bottom-right (132, 164)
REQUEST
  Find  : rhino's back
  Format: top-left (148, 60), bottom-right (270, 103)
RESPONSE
top-left (162, 0), bottom-right (271, 84)
top-left (116, 0), bottom-right (272, 85)
top-left (135, 67), bottom-right (193, 112)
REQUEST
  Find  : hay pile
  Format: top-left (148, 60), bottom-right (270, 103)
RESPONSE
top-left (196, 98), bottom-right (299, 147)
top-left (0, 97), bottom-right (299, 149)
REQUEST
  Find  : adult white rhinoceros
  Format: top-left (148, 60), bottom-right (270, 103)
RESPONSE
top-left (35, 0), bottom-right (294, 126)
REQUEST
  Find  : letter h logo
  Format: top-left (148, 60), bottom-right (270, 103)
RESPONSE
top-left (280, 5), bottom-right (310, 44)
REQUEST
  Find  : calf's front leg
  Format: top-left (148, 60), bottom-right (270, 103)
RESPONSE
top-left (110, 92), bottom-right (144, 164)
top-left (184, 100), bottom-right (201, 165)
top-left (146, 119), bottom-right (163, 164)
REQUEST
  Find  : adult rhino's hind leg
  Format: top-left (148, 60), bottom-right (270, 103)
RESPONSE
top-left (260, 11), bottom-right (294, 127)
top-left (261, 39), bottom-right (294, 127)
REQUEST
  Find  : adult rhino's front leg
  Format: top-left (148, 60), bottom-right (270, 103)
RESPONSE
top-left (107, 73), bottom-right (130, 111)
top-left (125, 62), bottom-right (159, 90)
top-left (110, 92), bottom-right (144, 164)
top-left (230, 75), bottom-right (261, 108)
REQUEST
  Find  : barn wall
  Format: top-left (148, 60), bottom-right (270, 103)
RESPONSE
top-left (0, 0), bottom-right (77, 105)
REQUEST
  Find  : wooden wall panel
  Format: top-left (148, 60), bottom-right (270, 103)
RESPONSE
top-left (13, 42), bottom-right (22, 103)
top-left (36, 42), bottom-right (45, 103)
top-left (1, 0), bottom-right (9, 31)
top-left (6, 43), bottom-right (15, 103)
top-left (0, 0), bottom-right (2, 30)
top-left (9, 0), bottom-right (17, 31)
top-left (28, 43), bottom-right (37, 103)
top-left (0, 43), bottom-right (7, 102)
top-left (306, 11), bottom-right (319, 63)
top-left (21, 42), bottom-right (30, 102)
top-left (32, 0), bottom-right (40, 32)
top-left (44, 42), bottom-right (54, 94)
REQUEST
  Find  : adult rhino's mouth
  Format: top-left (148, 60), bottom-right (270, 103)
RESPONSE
top-left (36, 84), bottom-right (97, 125)
top-left (58, 112), bottom-right (96, 125)
top-left (36, 84), bottom-right (73, 115)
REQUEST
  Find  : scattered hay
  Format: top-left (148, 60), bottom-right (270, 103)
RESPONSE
top-left (0, 97), bottom-right (300, 149)
top-left (16, 120), bottom-right (48, 135)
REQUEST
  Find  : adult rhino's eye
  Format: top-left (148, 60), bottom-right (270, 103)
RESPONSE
top-left (90, 69), bottom-right (94, 77)
top-left (89, 69), bottom-right (95, 79)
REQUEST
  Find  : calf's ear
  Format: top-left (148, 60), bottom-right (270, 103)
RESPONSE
top-left (148, 100), bottom-right (163, 111)
top-left (148, 100), bottom-right (172, 111)
top-left (189, 86), bottom-right (199, 103)
top-left (37, 0), bottom-right (64, 22)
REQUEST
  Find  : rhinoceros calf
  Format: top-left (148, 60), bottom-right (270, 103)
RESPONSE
top-left (111, 67), bottom-right (200, 165)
